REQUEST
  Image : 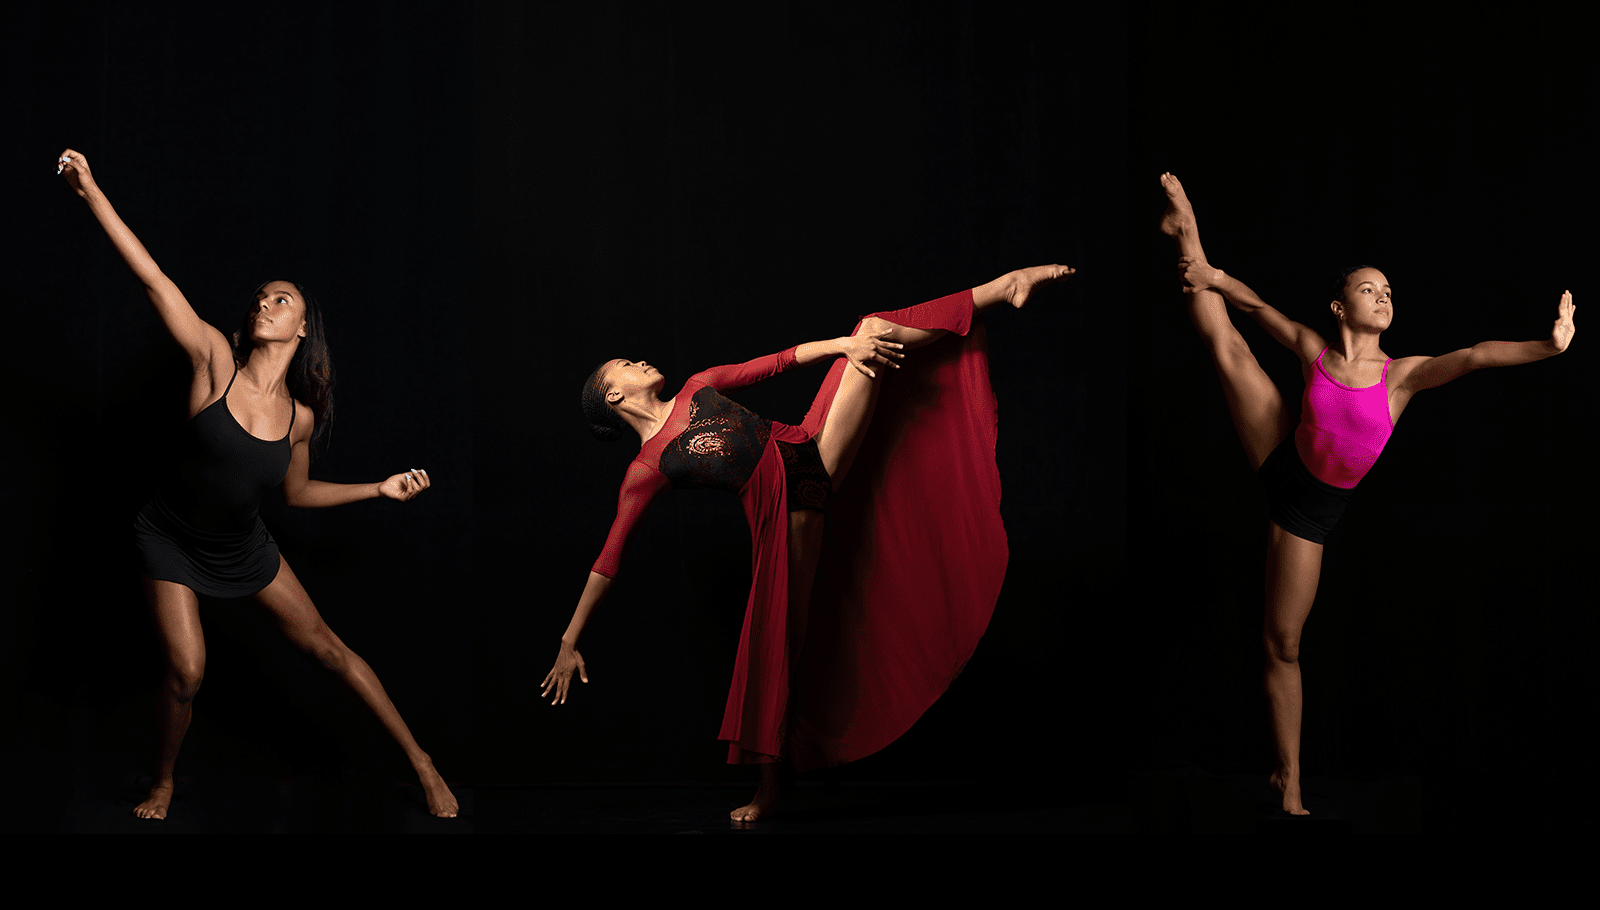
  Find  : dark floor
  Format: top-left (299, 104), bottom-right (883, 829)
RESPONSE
top-left (479, 783), bottom-right (1131, 834)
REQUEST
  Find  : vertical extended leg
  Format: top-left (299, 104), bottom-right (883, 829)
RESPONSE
top-left (1160, 173), bottom-right (1291, 468)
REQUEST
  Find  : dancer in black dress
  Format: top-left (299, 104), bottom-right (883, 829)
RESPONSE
top-left (58, 149), bottom-right (458, 819)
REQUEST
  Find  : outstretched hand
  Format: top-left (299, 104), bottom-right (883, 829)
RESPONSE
top-left (1178, 256), bottom-right (1220, 294)
top-left (378, 467), bottom-right (431, 501)
top-left (541, 641), bottom-right (588, 704)
top-left (841, 329), bottom-right (904, 378)
top-left (1550, 290), bottom-right (1576, 353)
top-left (56, 148), bottom-right (95, 197)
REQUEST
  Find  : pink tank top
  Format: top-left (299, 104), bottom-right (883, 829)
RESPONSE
top-left (1294, 348), bottom-right (1393, 489)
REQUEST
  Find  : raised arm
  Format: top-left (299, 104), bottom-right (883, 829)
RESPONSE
top-left (1392, 290), bottom-right (1575, 395)
top-left (1181, 256), bottom-right (1326, 365)
top-left (58, 150), bottom-right (230, 371)
top-left (280, 402), bottom-right (431, 508)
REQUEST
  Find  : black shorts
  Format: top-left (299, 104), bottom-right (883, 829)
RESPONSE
top-left (1257, 436), bottom-right (1353, 545)
top-left (777, 438), bottom-right (830, 514)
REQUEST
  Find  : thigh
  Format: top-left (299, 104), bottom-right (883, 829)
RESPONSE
top-left (142, 576), bottom-right (206, 674)
top-left (1190, 290), bottom-right (1294, 470)
top-left (812, 364), bottom-right (878, 487)
top-left (247, 555), bottom-right (346, 655)
top-left (1263, 522), bottom-right (1324, 654)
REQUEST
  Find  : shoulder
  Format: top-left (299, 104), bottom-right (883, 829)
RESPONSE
top-left (1295, 328), bottom-right (1330, 367)
top-left (617, 457), bottom-right (669, 499)
top-left (1386, 354), bottom-right (1436, 390)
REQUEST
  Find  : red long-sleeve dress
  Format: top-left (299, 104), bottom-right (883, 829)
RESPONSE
top-left (591, 289), bottom-right (1007, 771)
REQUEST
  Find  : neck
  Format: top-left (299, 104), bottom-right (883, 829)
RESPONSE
top-left (240, 340), bottom-right (298, 396)
top-left (620, 395), bottom-right (673, 442)
top-left (1332, 324), bottom-right (1383, 362)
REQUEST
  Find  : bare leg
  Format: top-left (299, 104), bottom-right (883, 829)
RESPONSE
top-left (250, 556), bottom-right (459, 818)
top-left (731, 509), bottom-right (824, 823)
top-left (1263, 522), bottom-right (1323, 815)
top-left (134, 576), bottom-right (206, 820)
top-left (1160, 173), bottom-right (1290, 467)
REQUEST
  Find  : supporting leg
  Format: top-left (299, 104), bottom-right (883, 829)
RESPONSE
top-left (1263, 521), bottom-right (1324, 816)
top-left (135, 576), bottom-right (206, 820)
top-left (250, 556), bottom-right (459, 818)
top-left (730, 510), bottom-right (824, 824)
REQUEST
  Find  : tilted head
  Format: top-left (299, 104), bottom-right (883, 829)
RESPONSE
top-left (1330, 265), bottom-right (1392, 333)
top-left (233, 280), bottom-right (336, 454)
top-left (581, 359), bottom-right (662, 442)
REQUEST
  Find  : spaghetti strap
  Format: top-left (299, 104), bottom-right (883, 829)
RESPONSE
top-left (1381, 358), bottom-right (1392, 383)
top-left (222, 364), bottom-right (240, 397)
top-left (287, 397), bottom-right (296, 433)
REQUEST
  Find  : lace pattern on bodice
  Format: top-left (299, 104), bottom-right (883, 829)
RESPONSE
top-left (660, 387), bottom-right (772, 493)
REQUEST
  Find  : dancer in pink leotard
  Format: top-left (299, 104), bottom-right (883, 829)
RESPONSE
top-left (1159, 173), bottom-right (1575, 815)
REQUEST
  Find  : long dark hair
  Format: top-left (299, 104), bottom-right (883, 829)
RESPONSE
top-left (232, 280), bottom-right (336, 457)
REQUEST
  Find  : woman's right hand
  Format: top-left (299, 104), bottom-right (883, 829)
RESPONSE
top-left (1178, 256), bottom-right (1220, 293)
top-left (541, 640), bottom-right (588, 705)
top-left (839, 329), bottom-right (904, 379)
top-left (57, 148), bottom-right (96, 198)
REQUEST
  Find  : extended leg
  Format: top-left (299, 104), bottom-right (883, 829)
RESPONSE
top-left (972, 264), bottom-right (1075, 312)
top-left (1160, 173), bottom-right (1290, 468)
top-left (1262, 522), bottom-right (1323, 816)
top-left (135, 576), bottom-right (206, 820)
top-left (250, 556), bottom-right (459, 818)
top-left (731, 509), bottom-right (824, 824)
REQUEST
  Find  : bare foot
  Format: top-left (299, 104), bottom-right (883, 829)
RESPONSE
top-left (1158, 172), bottom-right (1197, 238)
top-left (416, 760), bottom-right (459, 818)
top-left (133, 782), bottom-right (173, 820)
top-left (730, 763), bottom-right (780, 823)
top-left (1007, 264), bottom-right (1076, 309)
top-left (1269, 769), bottom-right (1310, 816)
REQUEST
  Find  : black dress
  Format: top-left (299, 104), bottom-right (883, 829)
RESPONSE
top-left (133, 367), bottom-right (293, 597)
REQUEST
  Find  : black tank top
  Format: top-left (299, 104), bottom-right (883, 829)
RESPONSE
top-left (154, 366), bottom-right (295, 533)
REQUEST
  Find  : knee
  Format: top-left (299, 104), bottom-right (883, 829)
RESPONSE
top-left (167, 661), bottom-right (204, 703)
top-left (1264, 634), bottom-right (1300, 665)
top-left (302, 630), bottom-right (350, 676)
top-left (857, 315), bottom-right (895, 337)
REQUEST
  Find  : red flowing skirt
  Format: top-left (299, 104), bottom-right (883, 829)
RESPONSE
top-left (718, 290), bottom-right (1008, 771)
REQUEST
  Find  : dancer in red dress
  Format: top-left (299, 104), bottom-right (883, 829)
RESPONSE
top-left (542, 265), bottom-right (1074, 821)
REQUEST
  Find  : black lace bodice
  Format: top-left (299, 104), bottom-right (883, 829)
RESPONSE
top-left (659, 386), bottom-right (773, 492)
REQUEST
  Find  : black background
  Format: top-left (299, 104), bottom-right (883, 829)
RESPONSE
top-left (474, 3), bottom-right (1124, 792)
top-left (3, 3), bottom-right (472, 830)
top-left (3, 0), bottom-right (1590, 834)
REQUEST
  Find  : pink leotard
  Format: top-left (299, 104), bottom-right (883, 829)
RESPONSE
top-left (1294, 348), bottom-right (1394, 489)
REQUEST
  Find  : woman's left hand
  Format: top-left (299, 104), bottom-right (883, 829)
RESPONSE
top-left (1550, 290), bottom-right (1576, 353)
top-left (378, 467), bottom-right (431, 501)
